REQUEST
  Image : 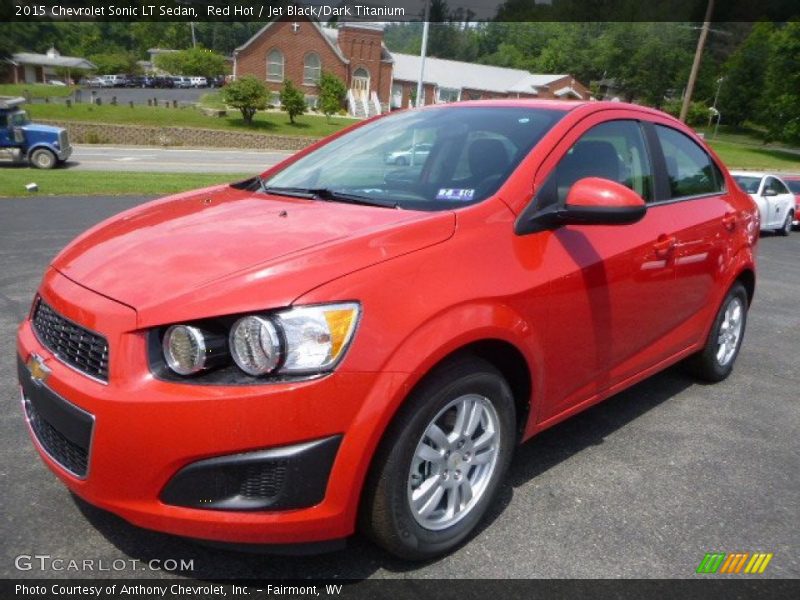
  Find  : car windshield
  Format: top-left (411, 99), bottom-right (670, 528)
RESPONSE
top-left (9, 110), bottom-right (30, 127)
top-left (785, 180), bottom-right (800, 194)
top-left (733, 175), bottom-right (761, 193)
top-left (262, 106), bottom-right (564, 210)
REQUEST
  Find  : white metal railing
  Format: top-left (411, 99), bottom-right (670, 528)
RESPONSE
top-left (370, 91), bottom-right (382, 115)
top-left (346, 89), bottom-right (356, 116)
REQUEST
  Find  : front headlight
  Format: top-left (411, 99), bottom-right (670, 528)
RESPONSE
top-left (274, 303), bottom-right (360, 374)
top-left (162, 324), bottom-right (227, 375)
top-left (229, 315), bottom-right (282, 376)
top-left (157, 302), bottom-right (360, 380)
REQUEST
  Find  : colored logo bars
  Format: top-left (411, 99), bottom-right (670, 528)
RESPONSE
top-left (696, 552), bottom-right (774, 574)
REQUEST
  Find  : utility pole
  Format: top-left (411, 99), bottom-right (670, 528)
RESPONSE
top-left (680, 0), bottom-right (714, 123)
top-left (190, 22), bottom-right (197, 48)
top-left (416, 0), bottom-right (430, 108)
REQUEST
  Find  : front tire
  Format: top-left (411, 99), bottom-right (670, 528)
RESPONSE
top-left (685, 282), bottom-right (748, 382)
top-left (778, 211), bottom-right (793, 236)
top-left (30, 148), bottom-right (57, 169)
top-left (361, 357), bottom-right (515, 560)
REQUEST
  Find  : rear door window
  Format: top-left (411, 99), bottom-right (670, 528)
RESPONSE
top-left (655, 125), bottom-right (724, 199)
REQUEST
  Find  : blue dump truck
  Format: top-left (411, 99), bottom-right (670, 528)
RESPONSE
top-left (0, 97), bottom-right (71, 168)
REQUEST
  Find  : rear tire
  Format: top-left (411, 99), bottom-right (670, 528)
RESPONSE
top-left (360, 357), bottom-right (515, 560)
top-left (30, 148), bottom-right (56, 170)
top-left (777, 211), bottom-right (793, 236)
top-left (685, 282), bottom-right (748, 382)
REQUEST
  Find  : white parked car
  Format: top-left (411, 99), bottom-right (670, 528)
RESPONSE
top-left (731, 171), bottom-right (795, 236)
top-left (171, 76), bottom-right (191, 88)
top-left (384, 142), bottom-right (433, 166)
top-left (189, 76), bottom-right (208, 88)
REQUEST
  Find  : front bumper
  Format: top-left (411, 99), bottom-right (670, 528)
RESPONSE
top-left (56, 145), bottom-right (72, 161)
top-left (16, 269), bottom-right (398, 545)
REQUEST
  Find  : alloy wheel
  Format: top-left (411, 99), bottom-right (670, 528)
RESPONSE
top-left (716, 296), bottom-right (744, 366)
top-left (407, 393), bottom-right (501, 531)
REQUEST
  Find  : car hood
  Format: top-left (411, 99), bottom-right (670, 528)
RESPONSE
top-left (52, 184), bottom-right (455, 328)
top-left (21, 124), bottom-right (64, 136)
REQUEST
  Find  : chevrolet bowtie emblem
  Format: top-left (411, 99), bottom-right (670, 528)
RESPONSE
top-left (26, 353), bottom-right (51, 386)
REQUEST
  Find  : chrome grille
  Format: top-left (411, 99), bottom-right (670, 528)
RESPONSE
top-left (32, 300), bottom-right (109, 382)
top-left (59, 130), bottom-right (69, 149)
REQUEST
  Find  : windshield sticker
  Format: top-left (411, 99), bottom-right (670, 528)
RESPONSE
top-left (436, 188), bottom-right (476, 201)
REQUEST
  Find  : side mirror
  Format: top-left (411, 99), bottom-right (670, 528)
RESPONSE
top-left (763, 188), bottom-right (778, 197)
top-left (516, 177), bottom-right (647, 235)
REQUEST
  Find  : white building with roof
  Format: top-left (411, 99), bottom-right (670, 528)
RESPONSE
top-left (233, 18), bottom-right (589, 118)
top-left (3, 48), bottom-right (95, 84)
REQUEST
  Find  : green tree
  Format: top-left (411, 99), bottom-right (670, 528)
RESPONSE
top-left (279, 80), bottom-right (306, 124)
top-left (717, 22), bottom-right (775, 127)
top-left (154, 47), bottom-right (227, 77)
top-left (221, 75), bottom-right (268, 125)
top-left (319, 71), bottom-right (347, 121)
top-left (762, 21), bottom-right (800, 144)
top-left (88, 51), bottom-right (141, 75)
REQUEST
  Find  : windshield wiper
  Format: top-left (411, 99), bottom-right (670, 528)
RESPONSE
top-left (262, 185), bottom-right (399, 209)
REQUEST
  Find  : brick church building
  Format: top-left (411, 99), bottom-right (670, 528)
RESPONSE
top-left (233, 19), bottom-right (590, 118)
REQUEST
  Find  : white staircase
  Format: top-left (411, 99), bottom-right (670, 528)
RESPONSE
top-left (347, 90), bottom-right (382, 119)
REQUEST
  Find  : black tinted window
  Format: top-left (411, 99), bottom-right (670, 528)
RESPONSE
top-left (655, 125), bottom-right (724, 198)
top-left (553, 120), bottom-right (652, 203)
top-left (733, 175), bottom-right (761, 194)
top-left (767, 177), bottom-right (789, 195)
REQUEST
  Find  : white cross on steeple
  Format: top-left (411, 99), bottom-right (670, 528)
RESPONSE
top-left (291, 22), bottom-right (300, 33)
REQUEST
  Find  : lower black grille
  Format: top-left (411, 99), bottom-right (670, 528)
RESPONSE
top-left (32, 300), bottom-right (109, 382)
top-left (24, 397), bottom-right (89, 477)
top-left (239, 461), bottom-right (287, 499)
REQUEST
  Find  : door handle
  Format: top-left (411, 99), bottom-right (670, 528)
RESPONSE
top-left (653, 235), bottom-right (677, 258)
top-left (722, 212), bottom-right (737, 231)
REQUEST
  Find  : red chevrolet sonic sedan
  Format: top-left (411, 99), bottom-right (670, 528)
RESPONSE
top-left (17, 100), bottom-right (758, 560)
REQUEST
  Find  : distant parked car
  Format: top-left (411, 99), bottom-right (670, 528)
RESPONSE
top-left (152, 76), bottom-right (174, 89)
top-left (208, 76), bottom-right (226, 88)
top-left (782, 175), bottom-right (800, 228)
top-left (125, 76), bottom-right (156, 88)
top-left (385, 142), bottom-right (433, 165)
top-left (731, 171), bottom-right (795, 235)
top-left (171, 76), bottom-right (191, 89)
top-left (83, 76), bottom-right (111, 88)
top-left (100, 74), bottom-right (128, 88)
top-left (189, 76), bottom-right (208, 88)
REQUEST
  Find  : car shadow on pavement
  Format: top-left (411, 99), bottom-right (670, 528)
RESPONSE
top-left (73, 364), bottom-right (695, 580)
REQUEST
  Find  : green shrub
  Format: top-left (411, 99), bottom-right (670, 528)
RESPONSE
top-left (279, 80), bottom-right (306, 124)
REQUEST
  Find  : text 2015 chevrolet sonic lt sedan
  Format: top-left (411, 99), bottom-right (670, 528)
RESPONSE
top-left (17, 100), bottom-right (758, 560)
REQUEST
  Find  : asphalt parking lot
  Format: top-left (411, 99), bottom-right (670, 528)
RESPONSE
top-left (0, 195), bottom-right (798, 580)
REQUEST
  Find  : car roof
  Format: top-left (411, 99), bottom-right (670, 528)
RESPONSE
top-left (418, 98), bottom-right (683, 117)
top-left (729, 170), bottom-right (782, 179)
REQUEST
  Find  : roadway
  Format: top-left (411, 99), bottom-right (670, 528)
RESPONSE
top-left (66, 145), bottom-right (291, 173)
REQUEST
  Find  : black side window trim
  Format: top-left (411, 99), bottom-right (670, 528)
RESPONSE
top-left (645, 121), bottom-right (727, 205)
